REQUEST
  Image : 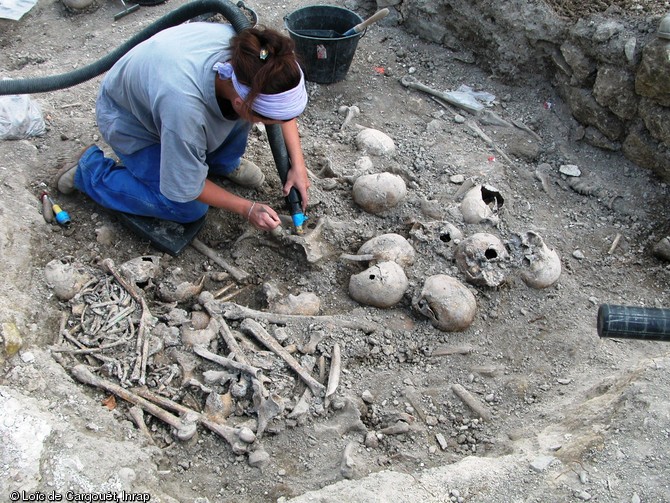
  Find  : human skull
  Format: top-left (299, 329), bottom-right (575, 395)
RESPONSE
top-left (460, 184), bottom-right (504, 225)
top-left (352, 172), bottom-right (407, 214)
top-left (509, 231), bottom-right (561, 289)
top-left (357, 233), bottom-right (416, 267)
top-left (412, 275), bottom-right (477, 332)
top-left (348, 261), bottom-right (408, 308)
top-left (454, 233), bottom-right (509, 287)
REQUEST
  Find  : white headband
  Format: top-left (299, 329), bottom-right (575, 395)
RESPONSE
top-left (213, 61), bottom-right (308, 121)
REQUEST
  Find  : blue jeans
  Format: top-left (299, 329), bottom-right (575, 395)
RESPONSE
top-left (75, 122), bottom-right (251, 223)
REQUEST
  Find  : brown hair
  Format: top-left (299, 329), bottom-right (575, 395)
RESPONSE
top-left (230, 26), bottom-right (302, 115)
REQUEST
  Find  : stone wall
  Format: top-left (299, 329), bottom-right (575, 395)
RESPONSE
top-left (383, 0), bottom-right (670, 181)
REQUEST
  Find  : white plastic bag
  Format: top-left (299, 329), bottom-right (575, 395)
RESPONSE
top-left (0, 93), bottom-right (46, 140)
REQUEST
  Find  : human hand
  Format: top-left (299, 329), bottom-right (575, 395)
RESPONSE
top-left (283, 164), bottom-right (311, 211)
top-left (247, 201), bottom-right (281, 231)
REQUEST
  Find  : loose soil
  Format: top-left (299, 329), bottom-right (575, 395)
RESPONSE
top-left (1, 0), bottom-right (669, 502)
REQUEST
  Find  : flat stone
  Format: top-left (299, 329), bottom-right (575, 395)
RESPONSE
top-left (530, 455), bottom-right (557, 472)
top-left (559, 164), bottom-right (581, 176)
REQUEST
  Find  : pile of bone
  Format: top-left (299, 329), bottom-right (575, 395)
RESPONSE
top-left (346, 128), bottom-right (561, 332)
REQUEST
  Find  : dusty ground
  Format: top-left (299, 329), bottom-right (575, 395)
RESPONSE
top-left (1, 0), bottom-right (670, 502)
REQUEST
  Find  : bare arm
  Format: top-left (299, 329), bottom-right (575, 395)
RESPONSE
top-left (197, 179), bottom-right (280, 231)
top-left (281, 119), bottom-right (310, 211)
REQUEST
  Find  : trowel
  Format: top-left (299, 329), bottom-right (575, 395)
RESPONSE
top-left (295, 8), bottom-right (389, 38)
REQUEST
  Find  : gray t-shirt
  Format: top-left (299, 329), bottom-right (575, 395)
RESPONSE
top-left (96, 22), bottom-right (238, 202)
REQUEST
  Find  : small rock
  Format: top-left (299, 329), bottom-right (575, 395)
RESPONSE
top-left (530, 455), bottom-right (557, 472)
top-left (572, 250), bottom-right (585, 260)
top-left (95, 225), bottom-right (115, 245)
top-left (2, 322), bottom-right (23, 357)
top-left (248, 448), bottom-right (270, 468)
top-left (557, 378), bottom-right (572, 385)
top-left (435, 432), bottom-right (448, 450)
top-left (361, 390), bottom-right (375, 403)
top-left (574, 490), bottom-right (591, 501)
top-left (559, 164), bottom-right (581, 177)
top-left (364, 431), bottom-right (379, 448)
top-left (453, 115), bottom-right (466, 124)
top-left (652, 237), bottom-right (670, 261)
top-left (19, 351), bottom-right (35, 363)
top-left (450, 174), bottom-right (465, 184)
top-left (631, 493), bottom-right (641, 503)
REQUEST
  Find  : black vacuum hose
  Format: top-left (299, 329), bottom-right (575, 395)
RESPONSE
top-left (0, 0), bottom-right (298, 227)
top-left (0, 0), bottom-right (250, 95)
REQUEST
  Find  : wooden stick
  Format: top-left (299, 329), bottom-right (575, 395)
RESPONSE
top-left (70, 365), bottom-right (197, 440)
top-left (211, 300), bottom-right (381, 334)
top-left (191, 238), bottom-right (250, 283)
top-left (451, 383), bottom-right (492, 421)
top-left (239, 318), bottom-right (326, 396)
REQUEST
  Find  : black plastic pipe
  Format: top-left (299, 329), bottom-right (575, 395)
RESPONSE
top-left (0, 0), bottom-right (303, 231)
top-left (0, 0), bottom-right (250, 95)
top-left (597, 304), bottom-right (670, 342)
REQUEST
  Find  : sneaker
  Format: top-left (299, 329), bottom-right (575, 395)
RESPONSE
top-left (225, 159), bottom-right (265, 189)
top-left (54, 144), bottom-right (93, 194)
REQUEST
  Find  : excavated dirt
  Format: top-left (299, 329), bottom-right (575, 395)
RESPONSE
top-left (1, 0), bottom-right (669, 502)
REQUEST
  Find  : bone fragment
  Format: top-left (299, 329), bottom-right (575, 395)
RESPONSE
top-left (100, 258), bottom-right (152, 385)
top-left (300, 331), bottom-right (324, 355)
top-left (325, 343), bottom-right (341, 407)
top-left (70, 365), bottom-right (197, 441)
top-left (128, 406), bottom-right (155, 445)
top-left (208, 300), bottom-right (381, 334)
top-left (191, 238), bottom-right (250, 283)
top-left (339, 253), bottom-right (376, 262)
top-left (453, 177), bottom-right (477, 201)
top-left (256, 393), bottom-right (284, 439)
top-left (288, 358), bottom-right (317, 420)
top-left (212, 317), bottom-right (277, 438)
top-left (400, 76), bottom-right (482, 115)
top-left (378, 421), bottom-right (410, 435)
top-left (534, 168), bottom-right (554, 198)
top-left (239, 318), bottom-right (326, 396)
top-left (134, 387), bottom-right (254, 450)
top-left (431, 345), bottom-right (474, 356)
top-left (340, 441), bottom-right (356, 479)
top-left (205, 309), bottom-right (270, 426)
top-left (192, 344), bottom-right (263, 379)
top-left (403, 388), bottom-right (427, 422)
top-left (465, 120), bottom-right (516, 171)
top-left (479, 110), bottom-right (513, 127)
top-left (608, 233), bottom-right (622, 255)
top-left (339, 105), bottom-right (360, 130)
top-left (51, 337), bottom-right (130, 354)
top-left (451, 383), bottom-right (492, 421)
top-left (512, 119), bottom-right (543, 142)
top-left (55, 311), bottom-right (68, 345)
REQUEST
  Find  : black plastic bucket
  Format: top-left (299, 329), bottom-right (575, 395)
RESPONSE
top-left (284, 5), bottom-right (364, 84)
